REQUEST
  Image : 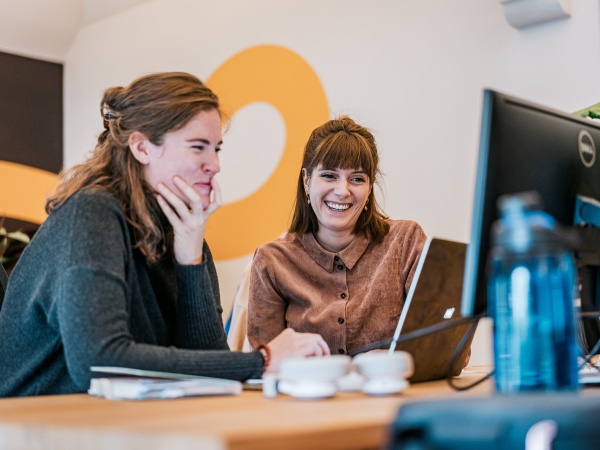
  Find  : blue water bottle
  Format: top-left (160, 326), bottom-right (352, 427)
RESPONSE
top-left (488, 192), bottom-right (579, 392)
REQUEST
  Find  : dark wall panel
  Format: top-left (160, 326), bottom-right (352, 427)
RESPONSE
top-left (0, 51), bottom-right (63, 232)
top-left (0, 51), bottom-right (63, 173)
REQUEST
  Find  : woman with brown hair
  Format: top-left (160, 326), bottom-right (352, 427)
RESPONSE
top-left (0, 72), bottom-right (328, 397)
top-left (247, 116), bottom-right (426, 356)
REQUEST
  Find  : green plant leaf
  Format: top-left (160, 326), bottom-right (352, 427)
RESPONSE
top-left (588, 111), bottom-right (600, 119)
top-left (574, 102), bottom-right (600, 118)
top-left (6, 230), bottom-right (30, 244)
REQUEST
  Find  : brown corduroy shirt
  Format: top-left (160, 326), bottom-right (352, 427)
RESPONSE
top-left (247, 220), bottom-right (426, 355)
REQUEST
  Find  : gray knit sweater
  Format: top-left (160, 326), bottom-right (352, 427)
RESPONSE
top-left (0, 189), bottom-right (264, 397)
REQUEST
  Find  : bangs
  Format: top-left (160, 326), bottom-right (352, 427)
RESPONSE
top-left (312, 132), bottom-right (375, 178)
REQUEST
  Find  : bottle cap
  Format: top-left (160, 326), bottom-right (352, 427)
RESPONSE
top-left (492, 191), bottom-right (570, 252)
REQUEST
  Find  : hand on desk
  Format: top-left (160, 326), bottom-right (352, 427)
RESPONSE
top-left (264, 329), bottom-right (330, 373)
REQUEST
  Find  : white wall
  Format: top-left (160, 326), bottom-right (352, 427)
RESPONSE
top-left (0, 0), bottom-right (156, 61)
top-left (4, 0), bottom-right (600, 364)
top-left (81, 0), bottom-right (152, 25)
top-left (0, 0), bottom-right (81, 62)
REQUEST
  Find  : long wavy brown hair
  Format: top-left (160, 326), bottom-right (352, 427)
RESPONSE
top-left (289, 116), bottom-right (390, 243)
top-left (46, 72), bottom-right (221, 263)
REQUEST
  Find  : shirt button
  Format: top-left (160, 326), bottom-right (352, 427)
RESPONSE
top-left (340, 293), bottom-right (347, 299)
top-left (334, 256), bottom-right (340, 261)
top-left (338, 317), bottom-right (345, 324)
top-left (338, 348), bottom-right (345, 354)
top-left (337, 265), bottom-right (344, 270)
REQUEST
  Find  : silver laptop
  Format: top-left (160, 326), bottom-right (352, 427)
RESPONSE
top-left (389, 237), bottom-right (474, 383)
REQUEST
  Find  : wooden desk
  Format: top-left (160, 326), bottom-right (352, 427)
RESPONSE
top-left (0, 370), bottom-right (493, 450)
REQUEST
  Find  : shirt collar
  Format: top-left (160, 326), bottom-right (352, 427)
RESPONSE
top-left (300, 232), bottom-right (371, 272)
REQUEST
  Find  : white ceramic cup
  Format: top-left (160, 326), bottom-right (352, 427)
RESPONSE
top-left (352, 351), bottom-right (414, 395)
top-left (276, 355), bottom-right (351, 399)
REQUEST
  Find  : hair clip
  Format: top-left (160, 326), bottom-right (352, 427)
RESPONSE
top-left (101, 104), bottom-right (119, 129)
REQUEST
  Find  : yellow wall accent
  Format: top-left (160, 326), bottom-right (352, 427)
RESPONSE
top-left (0, 161), bottom-right (58, 224)
top-left (206, 45), bottom-right (329, 261)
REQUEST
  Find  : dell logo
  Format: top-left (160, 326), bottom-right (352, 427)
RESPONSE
top-left (579, 130), bottom-right (596, 168)
top-left (443, 307), bottom-right (455, 319)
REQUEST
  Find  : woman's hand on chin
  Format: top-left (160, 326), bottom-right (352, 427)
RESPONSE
top-left (156, 176), bottom-right (222, 265)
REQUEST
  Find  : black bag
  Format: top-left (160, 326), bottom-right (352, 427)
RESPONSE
top-left (390, 393), bottom-right (600, 450)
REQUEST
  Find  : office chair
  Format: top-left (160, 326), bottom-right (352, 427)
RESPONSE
top-left (226, 260), bottom-right (253, 352)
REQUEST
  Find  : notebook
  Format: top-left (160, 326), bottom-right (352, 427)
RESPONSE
top-left (89, 366), bottom-right (242, 399)
top-left (389, 237), bottom-right (474, 383)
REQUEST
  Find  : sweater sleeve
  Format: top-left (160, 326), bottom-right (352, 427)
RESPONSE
top-left (174, 243), bottom-right (229, 350)
top-left (55, 193), bottom-right (263, 391)
top-left (58, 267), bottom-right (263, 390)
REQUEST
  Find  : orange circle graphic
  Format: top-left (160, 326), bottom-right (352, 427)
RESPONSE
top-left (206, 45), bottom-right (329, 260)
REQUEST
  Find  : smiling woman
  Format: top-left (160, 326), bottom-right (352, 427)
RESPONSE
top-left (247, 116), bottom-right (428, 357)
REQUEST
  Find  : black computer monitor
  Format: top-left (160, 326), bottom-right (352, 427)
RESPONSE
top-left (461, 89), bottom-right (600, 327)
